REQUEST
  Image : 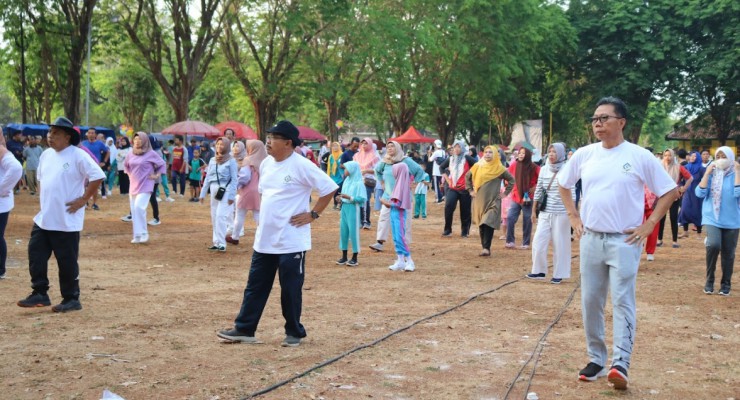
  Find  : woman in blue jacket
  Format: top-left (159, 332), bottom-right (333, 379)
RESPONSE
top-left (695, 146), bottom-right (740, 296)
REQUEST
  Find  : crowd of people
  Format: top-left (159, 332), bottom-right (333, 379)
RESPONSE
top-left (1, 97), bottom-right (738, 391)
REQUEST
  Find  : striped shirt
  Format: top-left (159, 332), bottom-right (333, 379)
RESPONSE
top-left (534, 166), bottom-right (574, 214)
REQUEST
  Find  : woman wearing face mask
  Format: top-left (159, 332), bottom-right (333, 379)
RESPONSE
top-left (465, 146), bottom-right (514, 256)
top-left (527, 143), bottom-right (575, 283)
top-left (438, 140), bottom-right (477, 237)
top-left (199, 137), bottom-right (238, 252)
top-left (695, 147), bottom-right (740, 296)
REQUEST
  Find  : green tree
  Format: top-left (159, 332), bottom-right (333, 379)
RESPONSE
top-left (568, 0), bottom-right (684, 143)
top-left (114, 0), bottom-right (225, 122)
top-left (96, 61), bottom-right (156, 129)
top-left (673, 0), bottom-right (739, 145)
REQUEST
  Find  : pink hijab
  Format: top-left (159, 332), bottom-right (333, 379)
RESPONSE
top-left (391, 162), bottom-right (412, 210)
top-left (353, 138), bottom-right (379, 171)
top-left (244, 140), bottom-right (268, 170)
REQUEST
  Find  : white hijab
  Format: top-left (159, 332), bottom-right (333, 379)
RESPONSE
top-left (710, 146), bottom-right (735, 220)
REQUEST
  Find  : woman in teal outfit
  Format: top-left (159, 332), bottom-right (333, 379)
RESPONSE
top-left (326, 142), bottom-right (344, 209)
top-left (336, 161), bottom-right (366, 266)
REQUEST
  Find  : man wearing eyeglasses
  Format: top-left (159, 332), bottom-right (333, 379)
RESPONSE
top-left (557, 97), bottom-right (678, 390)
top-left (217, 120), bottom-right (338, 347)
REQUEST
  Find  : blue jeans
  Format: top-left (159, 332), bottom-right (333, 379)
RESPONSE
top-left (374, 188), bottom-right (384, 211)
top-left (171, 171), bottom-right (187, 195)
top-left (234, 251), bottom-right (307, 338)
top-left (506, 201), bottom-right (533, 246)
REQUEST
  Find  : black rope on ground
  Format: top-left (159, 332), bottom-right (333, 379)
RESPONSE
top-left (240, 277), bottom-right (524, 399)
top-left (502, 255), bottom-right (581, 400)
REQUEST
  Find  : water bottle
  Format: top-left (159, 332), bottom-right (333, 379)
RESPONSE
top-left (523, 191), bottom-right (531, 205)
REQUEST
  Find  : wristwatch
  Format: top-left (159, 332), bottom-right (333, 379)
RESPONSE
top-left (310, 210), bottom-right (320, 220)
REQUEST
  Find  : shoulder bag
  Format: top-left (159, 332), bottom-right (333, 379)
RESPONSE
top-left (536, 170), bottom-right (558, 213)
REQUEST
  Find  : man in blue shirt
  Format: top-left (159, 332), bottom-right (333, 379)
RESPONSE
top-left (81, 128), bottom-right (109, 210)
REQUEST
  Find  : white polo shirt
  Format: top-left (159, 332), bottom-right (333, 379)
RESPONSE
top-left (34, 146), bottom-right (106, 232)
top-left (254, 153), bottom-right (338, 254)
top-left (558, 141), bottom-right (676, 233)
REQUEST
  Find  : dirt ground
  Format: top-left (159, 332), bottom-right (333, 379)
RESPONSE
top-left (1, 190), bottom-right (738, 400)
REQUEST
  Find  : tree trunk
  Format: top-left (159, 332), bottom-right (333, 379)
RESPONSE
top-left (252, 97), bottom-right (279, 141)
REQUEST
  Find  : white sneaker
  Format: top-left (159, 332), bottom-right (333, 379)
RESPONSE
top-left (404, 261), bottom-right (415, 272)
top-left (165, 197), bottom-right (175, 202)
top-left (131, 236), bottom-right (140, 244)
top-left (369, 243), bottom-right (384, 252)
top-left (388, 261), bottom-right (406, 271)
top-left (646, 254), bottom-right (655, 261)
top-left (138, 233), bottom-right (149, 243)
top-left (156, 197), bottom-right (162, 202)
top-left (0, 273), bottom-right (6, 279)
top-left (148, 218), bottom-right (161, 226)
top-left (121, 215), bottom-right (132, 222)
top-left (101, 195), bottom-right (107, 199)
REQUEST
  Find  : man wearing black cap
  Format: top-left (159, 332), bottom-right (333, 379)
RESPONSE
top-left (217, 120), bottom-right (338, 347)
top-left (17, 117), bottom-right (106, 313)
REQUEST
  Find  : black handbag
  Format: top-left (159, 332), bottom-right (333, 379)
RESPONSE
top-left (537, 170), bottom-right (558, 213)
top-left (214, 163), bottom-right (231, 201)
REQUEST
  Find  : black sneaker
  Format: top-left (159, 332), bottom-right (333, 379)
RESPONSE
top-left (281, 335), bottom-right (301, 347)
top-left (550, 278), bottom-right (563, 284)
top-left (526, 273), bottom-right (546, 280)
top-left (441, 231), bottom-right (452, 237)
top-left (207, 245), bottom-right (220, 251)
top-left (607, 365), bottom-right (629, 390)
top-left (703, 286), bottom-right (713, 295)
top-left (578, 362), bottom-right (607, 381)
top-left (718, 289), bottom-right (730, 296)
top-left (17, 291), bottom-right (51, 308)
top-left (336, 257), bottom-right (348, 265)
top-left (216, 328), bottom-right (259, 344)
top-left (92, 204), bottom-right (100, 210)
top-left (52, 299), bottom-right (82, 313)
top-left (346, 259), bottom-right (359, 267)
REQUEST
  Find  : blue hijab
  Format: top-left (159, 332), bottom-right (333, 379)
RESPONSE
top-left (341, 161), bottom-right (367, 203)
top-left (685, 150), bottom-right (704, 179)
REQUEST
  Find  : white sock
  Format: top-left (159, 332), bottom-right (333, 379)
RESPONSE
top-left (406, 256), bottom-right (414, 264)
top-left (397, 255), bottom-right (404, 264)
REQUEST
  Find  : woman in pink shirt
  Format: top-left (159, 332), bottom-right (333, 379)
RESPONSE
top-left (227, 139), bottom-right (267, 245)
top-left (124, 132), bottom-right (166, 244)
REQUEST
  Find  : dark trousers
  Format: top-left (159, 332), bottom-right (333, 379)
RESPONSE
top-left (683, 223), bottom-right (701, 234)
top-left (172, 171), bottom-right (187, 195)
top-left (0, 212), bottom-right (8, 275)
top-left (234, 251), bottom-right (307, 338)
top-left (360, 185), bottom-right (373, 226)
top-left (506, 201), bottom-right (533, 246)
top-left (479, 224), bottom-right (494, 250)
top-left (27, 224), bottom-right (80, 300)
top-left (704, 225), bottom-right (738, 292)
top-left (118, 170), bottom-right (130, 194)
top-left (658, 200), bottom-right (680, 242)
top-left (444, 189), bottom-right (472, 235)
top-left (150, 183), bottom-right (160, 220)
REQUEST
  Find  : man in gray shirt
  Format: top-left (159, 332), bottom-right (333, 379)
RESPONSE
top-left (22, 136), bottom-right (44, 195)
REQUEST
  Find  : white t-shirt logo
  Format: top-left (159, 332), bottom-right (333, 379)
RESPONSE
top-left (283, 175), bottom-right (293, 184)
top-left (622, 162), bottom-right (632, 172)
top-left (63, 162), bottom-right (70, 170)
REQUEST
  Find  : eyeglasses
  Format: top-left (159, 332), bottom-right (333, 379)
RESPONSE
top-left (590, 115), bottom-right (623, 125)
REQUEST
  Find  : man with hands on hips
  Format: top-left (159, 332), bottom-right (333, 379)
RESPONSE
top-left (217, 120), bottom-right (338, 347)
top-left (557, 97), bottom-right (678, 390)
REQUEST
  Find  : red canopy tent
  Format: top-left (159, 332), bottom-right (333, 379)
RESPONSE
top-left (391, 126), bottom-right (435, 143)
top-left (162, 120), bottom-right (220, 139)
top-left (214, 121), bottom-right (258, 139)
top-left (297, 126), bottom-right (327, 141)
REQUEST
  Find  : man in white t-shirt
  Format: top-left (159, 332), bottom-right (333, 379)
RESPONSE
top-left (217, 120), bottom-right (338, 347)
top-left (558, 97), bottom-right (678, 390)
top-left (429, 139), bottom-right (447, 203)
top-left (17, 117), bottom-right (105, 313)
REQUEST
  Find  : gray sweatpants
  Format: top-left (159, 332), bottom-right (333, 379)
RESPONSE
top-left (704, 225), bottom-right (738, 293)
top-left (580, 230), bottom-right (641, 370)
